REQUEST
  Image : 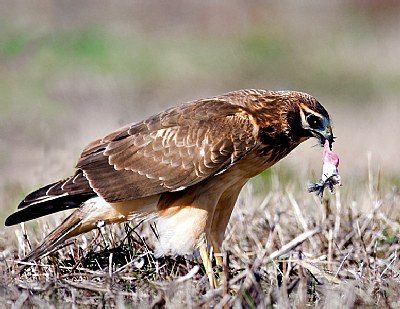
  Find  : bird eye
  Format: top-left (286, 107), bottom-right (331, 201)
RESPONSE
top-left (306, 114), bottom-right (322, 129)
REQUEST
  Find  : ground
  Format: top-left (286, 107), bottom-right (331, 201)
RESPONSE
top-left (1, 169), bottom-right (400, 307)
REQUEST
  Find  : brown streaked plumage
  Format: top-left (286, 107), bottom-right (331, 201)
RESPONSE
top-left (5, 89), bottom-right (334, 280)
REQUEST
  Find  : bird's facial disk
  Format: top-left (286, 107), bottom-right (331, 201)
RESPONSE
top-left (299, 105), bottom-right (334, 149)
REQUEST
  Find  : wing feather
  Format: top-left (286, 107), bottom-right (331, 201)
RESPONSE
top-left (76, 99), bottom-right (258, 202)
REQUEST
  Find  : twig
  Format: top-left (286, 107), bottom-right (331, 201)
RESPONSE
top-left (335, 248), bottom-right (353, 278)
top-left (334, 188), bottom-right (341, 238)
top-left (328, 229), bottom-right (333, 272)
top-left (380, 250), bottom-right (397, 278)
top-left (253, 226), bottom-right (321, 270)
top-left (265, 227), bottom-right (321, 263)
top-left (175, 265), bottom-right (199, 283)
top-left (288, 193), bottom-right (309, 233)
top-left (113, 252), bottom-right (150, 273)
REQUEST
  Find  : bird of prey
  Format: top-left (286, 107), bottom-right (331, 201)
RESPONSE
top-left (5, 89), bottom-right (334, 285)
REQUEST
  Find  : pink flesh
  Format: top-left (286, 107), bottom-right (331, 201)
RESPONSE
top-left (323, 140), bottom-right (339, 167)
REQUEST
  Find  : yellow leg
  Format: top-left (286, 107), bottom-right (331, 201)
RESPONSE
top-left (213, 243), bottom-right (223, 267)
top-left (209, 185), bottom-right (244, 269)
top-left (199, 243), bottom-right (217, 288)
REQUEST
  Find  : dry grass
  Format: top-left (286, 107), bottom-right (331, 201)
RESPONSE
top-left (1, 167), bottom-right (399, 308)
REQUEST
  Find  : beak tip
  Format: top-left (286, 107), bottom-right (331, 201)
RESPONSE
top-left (328, 137), bottom-right (333, 150)
top-left (319, 132), bottom-right (334, 150)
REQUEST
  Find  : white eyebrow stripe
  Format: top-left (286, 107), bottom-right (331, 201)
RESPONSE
top-left (299, 103), bottom-right (324, 118)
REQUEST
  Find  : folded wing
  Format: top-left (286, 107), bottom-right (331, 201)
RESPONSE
top-left (78, 99), bottom-right (258, 202)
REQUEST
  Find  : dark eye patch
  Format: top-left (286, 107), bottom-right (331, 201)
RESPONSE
top-left (306, 114), bottom-right (323, 129)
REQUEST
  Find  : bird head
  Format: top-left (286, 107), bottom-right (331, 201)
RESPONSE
top-left (296, 95), bottom-right (335, 149)
top-left (223, 89), bottom-right (335, 150)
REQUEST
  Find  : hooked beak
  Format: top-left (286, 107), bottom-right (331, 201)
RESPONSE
top-left (311, 125), bottom-right (335, 149)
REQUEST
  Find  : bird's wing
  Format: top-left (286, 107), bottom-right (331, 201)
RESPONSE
top-left (76, 99), bottom-right (258, 202)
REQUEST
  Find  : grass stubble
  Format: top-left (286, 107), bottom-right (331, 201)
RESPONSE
top-left (0, 165), bottom-right (399, 308)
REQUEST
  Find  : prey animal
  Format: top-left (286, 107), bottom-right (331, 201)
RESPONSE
top-left (308, 140), bottom-right (341, 199)
top-left (5, 89), bottom-right (334, 285)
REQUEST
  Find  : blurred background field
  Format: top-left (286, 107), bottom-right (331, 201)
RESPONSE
top-left (1, 1), bottom-right (400, 307)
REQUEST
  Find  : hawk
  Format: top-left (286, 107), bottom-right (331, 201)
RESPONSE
top-left (5, 89), bottom-right (334, 284)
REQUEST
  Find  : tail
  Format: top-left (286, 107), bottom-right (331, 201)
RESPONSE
top-left (20, 210), bottom-right (84, 263)
top-left (12, 195), bottom-right (130, 268)
top-left (5, 173), bottom-right (97, 270)
top-left (6, 172), bottom-right (147, 268)
top-left (5, 171), bottom-right (96, 226)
